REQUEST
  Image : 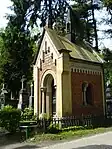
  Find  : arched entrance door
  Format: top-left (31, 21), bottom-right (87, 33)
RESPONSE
top-left (41, 74), bottom-right (56, 116)
top-left (51, 79), bottom-right (56, 115)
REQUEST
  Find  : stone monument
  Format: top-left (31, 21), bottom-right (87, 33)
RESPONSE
top-left (29, 82), bottom-right (34, 109)
top-left (18, 75), bottom-right (29, 110)
top-left (106, 80), bottom-right (112, 116)
top-left (0, 84), bottom-right (8, 109)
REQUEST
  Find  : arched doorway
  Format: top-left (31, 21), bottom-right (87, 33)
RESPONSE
top-left (41, 73), bottom-right (56, 116)
top-left (51, 79), bottom-right (56, 115)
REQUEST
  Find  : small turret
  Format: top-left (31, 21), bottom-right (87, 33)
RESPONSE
top-left (66, 8), bottom-right (75, 43)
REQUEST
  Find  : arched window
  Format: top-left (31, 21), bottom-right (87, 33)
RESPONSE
top-left (82, 82), bottom-right (93, 106)
top-left (51, 79), bottom-right (56, 115)
top-left (86, 84), bottom-right (93, 105)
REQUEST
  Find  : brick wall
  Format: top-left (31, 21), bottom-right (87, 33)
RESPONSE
top-left (71, 71), bottom-right (104, 116)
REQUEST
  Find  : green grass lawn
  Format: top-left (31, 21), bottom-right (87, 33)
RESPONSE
top-left (28, 127), bottom-right (112, 143)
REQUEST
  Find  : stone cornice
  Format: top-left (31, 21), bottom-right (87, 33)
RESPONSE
top-left (71, 68), bottom-right (102, 75)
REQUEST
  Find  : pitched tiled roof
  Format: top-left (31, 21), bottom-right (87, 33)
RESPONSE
top-left (45, 27), bottom-right (103, 63)
top-left (33, 27), bottom-right (103, 64)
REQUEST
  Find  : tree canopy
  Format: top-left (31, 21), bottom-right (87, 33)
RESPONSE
top-left (0, 0), bottom-right (112, 96)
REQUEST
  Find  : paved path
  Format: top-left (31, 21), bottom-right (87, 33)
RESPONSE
top-left (1, 132), bottom-right (112, 149)
top-left (41, 132), bottom-right (112, 149)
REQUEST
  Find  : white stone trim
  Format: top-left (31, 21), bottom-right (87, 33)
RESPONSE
top-left (41, 69), bottom-right (56, 87)
top-left (71, 67), bottom-right (102, 75)
top-left (46, 32), bottom-right (60, 56)
top-left (35, 31), bottom-right (60, 67)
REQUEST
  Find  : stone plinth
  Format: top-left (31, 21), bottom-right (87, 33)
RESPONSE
top-left (29, 96), bottom-right (34, 109)
top-left (18, 89), bottom-right (29, 110)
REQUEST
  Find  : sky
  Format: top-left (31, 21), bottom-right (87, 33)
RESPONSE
top-left (0, 0), bottom-right (112, 50)
top-left (0, 0), bottom-right (12, 27)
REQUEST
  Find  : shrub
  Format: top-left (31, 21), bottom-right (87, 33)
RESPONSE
top-left (48, 123), bottom-right (60, 134)
top-left (21, 108), bottom-right (34, 121)
top-left (0, 105), bottom-right (21, 133)
top-left (32, 114), bottom-right (38, 121)
top-left (61, 125), bottom-right (93, 131)
top-left (39, 113), bottom-right (51, 120)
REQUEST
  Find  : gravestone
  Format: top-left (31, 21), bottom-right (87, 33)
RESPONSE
top-left (106, 80), bottom-right (112, 116)
top-left (18, 75), bottom-right (29, 110)
top-left (0, 84), bottom-right (8, 109)
top-left (29, 82), bottom-right (34, 109)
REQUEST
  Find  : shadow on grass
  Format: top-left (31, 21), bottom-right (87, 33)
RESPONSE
top-left (72, 145), bottom-right (112, 149)
top-left (0, 131), bottom-right (26, 147)
top-left (12, 145), bottom-right (40, 149)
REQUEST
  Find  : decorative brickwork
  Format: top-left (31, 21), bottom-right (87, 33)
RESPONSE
top-left (33, 27), bottom-right (105, 118)
top-left (39, 50), bottom-right (56, 85)
top-left (71, 71), bottom-right (104, 116)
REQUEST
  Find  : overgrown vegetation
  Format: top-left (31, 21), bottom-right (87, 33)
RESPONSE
top-left (0, 105), bottom-right (21, 133)
top-left (21, 108), bottom-right (34, 121)
top-left (28, 127), bottom-right (112, 143)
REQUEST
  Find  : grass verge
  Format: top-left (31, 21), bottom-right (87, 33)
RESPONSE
top-left (28, 127), bottom-right (112, 143)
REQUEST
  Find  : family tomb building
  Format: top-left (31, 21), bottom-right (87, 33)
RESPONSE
top-left (33, 25), bottom-right (105, 118)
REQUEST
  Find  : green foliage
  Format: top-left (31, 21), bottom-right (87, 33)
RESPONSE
top-left (61, 125), bottom-right (93, 131)
top-left (104, 0), bottom-right (112, 7)
top-left (47, 124), bottom-right (93, 134)
top-left (48, 123), bottom-right (60, 134)
top-left (102, 48), bottom-right (112, 84)
top-left (8, 0), bottom-right (68, 30)
top-left (0, 0), bottom-right (39, 98)
top-left (0, 29), bottom-right (9, 88)
top-left (62, 126), bottom-right (84, 131)
top-left (21, 108), bottom-right (34, 121)
top-left (39, 113), bottom-right (52, 120)
top-left (72, 0), bottom-right (99, 46)
top-left (103, 0), bottom-right (112, 38)
top-left (0, 105), bottom-right (21, 133)
top-left (30, 127), bottom-right (112, 143)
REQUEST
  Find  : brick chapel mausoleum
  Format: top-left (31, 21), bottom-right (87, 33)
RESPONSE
top-left (33, 25), bottom-right (105, 118)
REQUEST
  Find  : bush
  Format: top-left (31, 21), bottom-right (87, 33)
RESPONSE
top-left (61, 125), bottom-right (93, 131)
top-left (21, 108), bottom-right (34, 121)
top-left (0, 105), bottom-right (21, 133)
top-left (48, 123), bottom-right (60, 134)
top-left (39, 113), bottom-right (51, 120)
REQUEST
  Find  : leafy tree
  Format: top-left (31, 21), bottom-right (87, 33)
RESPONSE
top-left (0, 29), bottom-right (9, 88)
top-left (0, 105), bottom-right (21, 133)
top-left (100, 0), bottom-right (112, 83)
top-left (103, 0), bottom-right (112, 37)
top-left (0, 0), bottom-right (38, 98)
top-left (0, 0), bottom-right (68, 97)
top-left (1, 0), bottom-right (103, 97)
top-left (72, 0), bottom-right (101, 50)
top-left (102, 48), bottom-right (112, 85)
top-left (8, 0), bottom-right (68, 29)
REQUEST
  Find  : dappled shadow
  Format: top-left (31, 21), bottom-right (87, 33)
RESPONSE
top-left (72, 145), bottom-right (112, 149)
top-left (13, 145), bottom-right (40, 149)
top-left (0, 131), bottom-right (26, 147)
top-left (0, 144), bottom-right (40, 149)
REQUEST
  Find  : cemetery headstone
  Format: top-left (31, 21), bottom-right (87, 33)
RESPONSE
top-left (18, 75), bottom-right (29, 110)
top-left (29, 82), bottom-right (34, 109)
top-left (0, 84), bottom-right (8, 109)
